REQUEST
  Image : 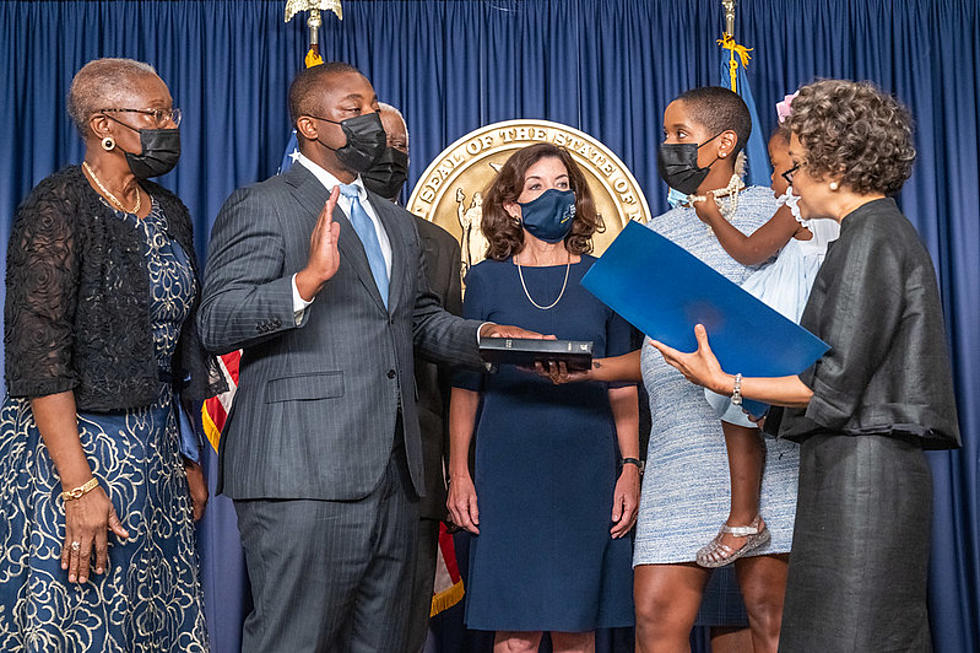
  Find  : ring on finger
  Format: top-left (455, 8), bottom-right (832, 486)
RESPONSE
top-left (70, 541), bottom-right (81, 552)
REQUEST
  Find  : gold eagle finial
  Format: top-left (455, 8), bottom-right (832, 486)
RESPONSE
top-left (284, 0), bottom-right (343, 25)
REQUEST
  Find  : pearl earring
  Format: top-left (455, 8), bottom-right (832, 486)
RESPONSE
top-left (829, 181), bottom-right (840, 191)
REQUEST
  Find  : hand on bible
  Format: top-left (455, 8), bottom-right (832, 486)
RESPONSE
top-left (479, 323), bottom-right (555, 340)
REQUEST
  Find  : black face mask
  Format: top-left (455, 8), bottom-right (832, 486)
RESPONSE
top-left (362, 147), bottom-right (410, 200)
top-left (657, 132), bottom-right (723, 196)
top-left (105, 114), bottom-right (181, 179)
top-left (311, 112), bottom-right (387, 173)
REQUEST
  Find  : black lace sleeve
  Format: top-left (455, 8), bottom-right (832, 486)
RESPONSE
top-left (4, 176), bottom-right (81, 397)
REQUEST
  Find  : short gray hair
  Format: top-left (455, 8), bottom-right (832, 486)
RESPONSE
top-left (67, 58), bottom-right (158, 137)
top-left (378, 101), bottom-right (409, 148)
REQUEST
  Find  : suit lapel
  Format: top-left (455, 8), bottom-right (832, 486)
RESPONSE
top-left (282, 165), bottom-right (387, 312)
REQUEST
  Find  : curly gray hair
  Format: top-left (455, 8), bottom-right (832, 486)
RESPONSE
top-left (786, 79), bottom-right (916, 195)
top-left (67, 58), bottom-right (158, 137)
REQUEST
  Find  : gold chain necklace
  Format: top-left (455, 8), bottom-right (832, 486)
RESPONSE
top-left (516, 252), bottom-right (571, 311)
top-left (82, 161), bottom-right (141, 215)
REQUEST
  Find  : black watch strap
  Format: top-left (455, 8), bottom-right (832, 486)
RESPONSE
top-left (621, 457), bottom-right (644, 474)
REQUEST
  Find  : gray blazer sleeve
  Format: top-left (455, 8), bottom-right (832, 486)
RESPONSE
top-left (408, 224), bottom-right (483, 369)
top-left (197, 187), bottom-right (307, 355)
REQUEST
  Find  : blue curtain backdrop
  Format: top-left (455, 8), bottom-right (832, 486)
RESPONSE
top-left (0, 2), bottom-right (976, 652)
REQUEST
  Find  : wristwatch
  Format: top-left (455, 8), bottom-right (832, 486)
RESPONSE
top-left (621, 457), bottom-right (645, 475)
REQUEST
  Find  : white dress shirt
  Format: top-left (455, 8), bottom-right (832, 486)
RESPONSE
top-left (290, 153), bottom-right (394, 321)
top-left (287, 154), bottom-right (488, 344)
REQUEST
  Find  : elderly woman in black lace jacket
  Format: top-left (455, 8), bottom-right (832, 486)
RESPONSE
top-left (0, 58), bottom-right (224, 651)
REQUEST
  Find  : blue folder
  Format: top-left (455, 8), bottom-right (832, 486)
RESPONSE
top-left (581, 221), bottom-right (829, 414)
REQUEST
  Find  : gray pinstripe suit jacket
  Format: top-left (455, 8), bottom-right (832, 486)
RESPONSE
top-left (197, 163), bottom-right (484, 501)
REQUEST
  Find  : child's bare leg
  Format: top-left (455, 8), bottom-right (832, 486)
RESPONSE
top-left (723, 421), bottom-right (764, 532)
top-left (697, 422), bottom-right (768, 566)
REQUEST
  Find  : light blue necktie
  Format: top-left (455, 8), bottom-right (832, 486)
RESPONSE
top-left (338, 184), bottom-right (389, 308)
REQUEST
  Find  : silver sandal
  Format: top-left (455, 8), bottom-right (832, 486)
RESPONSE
top-left (696, 515), bottom-right (771, 568)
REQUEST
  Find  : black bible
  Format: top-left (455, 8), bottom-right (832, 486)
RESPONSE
top-left (479, 338), bottom-right (594, 372)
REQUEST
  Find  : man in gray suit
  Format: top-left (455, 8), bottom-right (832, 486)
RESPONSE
top-left (365, 102), bottom-right (463, 652)
top-left (198, 62), bottom-right (535, 653)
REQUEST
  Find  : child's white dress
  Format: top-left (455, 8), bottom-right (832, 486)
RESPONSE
top-left (706, 190), bottom-right (841, 426)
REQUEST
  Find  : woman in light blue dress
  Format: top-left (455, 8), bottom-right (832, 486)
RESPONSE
top-left (547, 87), bottom-right (799, 652)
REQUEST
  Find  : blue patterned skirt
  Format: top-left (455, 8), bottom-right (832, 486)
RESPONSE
top-left (0, 390), bottom-right (209, 652)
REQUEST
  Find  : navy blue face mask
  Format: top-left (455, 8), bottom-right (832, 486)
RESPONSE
top-left (518, 188), bottom-right (577, 243)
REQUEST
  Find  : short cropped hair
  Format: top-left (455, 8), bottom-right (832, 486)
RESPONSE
top-left (677, 86), bottom-right (752, 155)
top-left (482, 143), bottom-right (602, 261)
top-left (67, 58), bottom-right (158, 137)
top-left (786, 79), bottom-right (915, 195)
top-left (378, 101), bottom-right (409, 148)
top-left (288, 61), bottom-right (362, 125)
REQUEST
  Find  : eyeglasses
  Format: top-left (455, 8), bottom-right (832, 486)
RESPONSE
top-left (782, 162), bottom-right (801, 186)
top-left (100, 107), bottom-right (182, 128)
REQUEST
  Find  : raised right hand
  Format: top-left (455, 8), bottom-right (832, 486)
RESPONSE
top-left (447, 473), bottom-right (480, 535)
top-left (296, 186), bottom-right (342, 300)
top-left (61, 486), bottom-right (129, 584)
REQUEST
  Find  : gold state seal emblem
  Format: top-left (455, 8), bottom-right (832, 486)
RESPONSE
top-left (407, 120), bottom-right (651, 277)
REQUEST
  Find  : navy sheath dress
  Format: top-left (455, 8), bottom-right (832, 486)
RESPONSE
top-left (454, 256), bottom-right (635, 632)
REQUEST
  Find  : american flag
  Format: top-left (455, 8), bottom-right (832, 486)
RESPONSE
top-left (200, 351), bottom-right (239, 453)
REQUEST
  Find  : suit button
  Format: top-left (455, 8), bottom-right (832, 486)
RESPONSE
top-left (387, 369), bottom-right (396, 379)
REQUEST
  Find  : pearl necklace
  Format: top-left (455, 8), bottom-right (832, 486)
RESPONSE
top-left (82, 161), bottom-right (141, 215)
top-left (685, 174), bottom-right (746, 230)
top-left (516, 253), bottom-right (571, 311)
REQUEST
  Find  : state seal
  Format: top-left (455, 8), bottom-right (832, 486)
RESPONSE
top-left (407, 120), bottom-right (651, 278)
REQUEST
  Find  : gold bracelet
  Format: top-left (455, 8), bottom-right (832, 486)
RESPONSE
top-left (61, 477), bottom-right (99, 502)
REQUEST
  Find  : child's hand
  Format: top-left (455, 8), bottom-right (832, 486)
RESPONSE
top-left (692, 193), bottom-right (722, 224)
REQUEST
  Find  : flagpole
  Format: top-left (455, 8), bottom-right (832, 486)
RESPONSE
top-left (307, 9), bottom-right (322, 63)
top-left (284, 1), bottom-right (343, 67)
top-left (723, 0), bottom-right (736, 36)
top-left (722, 0), bottom-right (738, 91)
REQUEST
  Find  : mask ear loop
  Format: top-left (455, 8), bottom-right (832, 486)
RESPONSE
top-left (101, 113), bottom-right (138, 132)
top-left (302, 115), bottom-right (347, 153)
top-left (694, 131), bottom-right (728, 172)
top-left (100, 113), bottom-right (140, 157)
top-left (696, 131), bottom-right (724, 150)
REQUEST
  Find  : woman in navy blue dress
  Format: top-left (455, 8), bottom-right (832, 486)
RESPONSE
top-left (447, 143), bottom-right (639, 652)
